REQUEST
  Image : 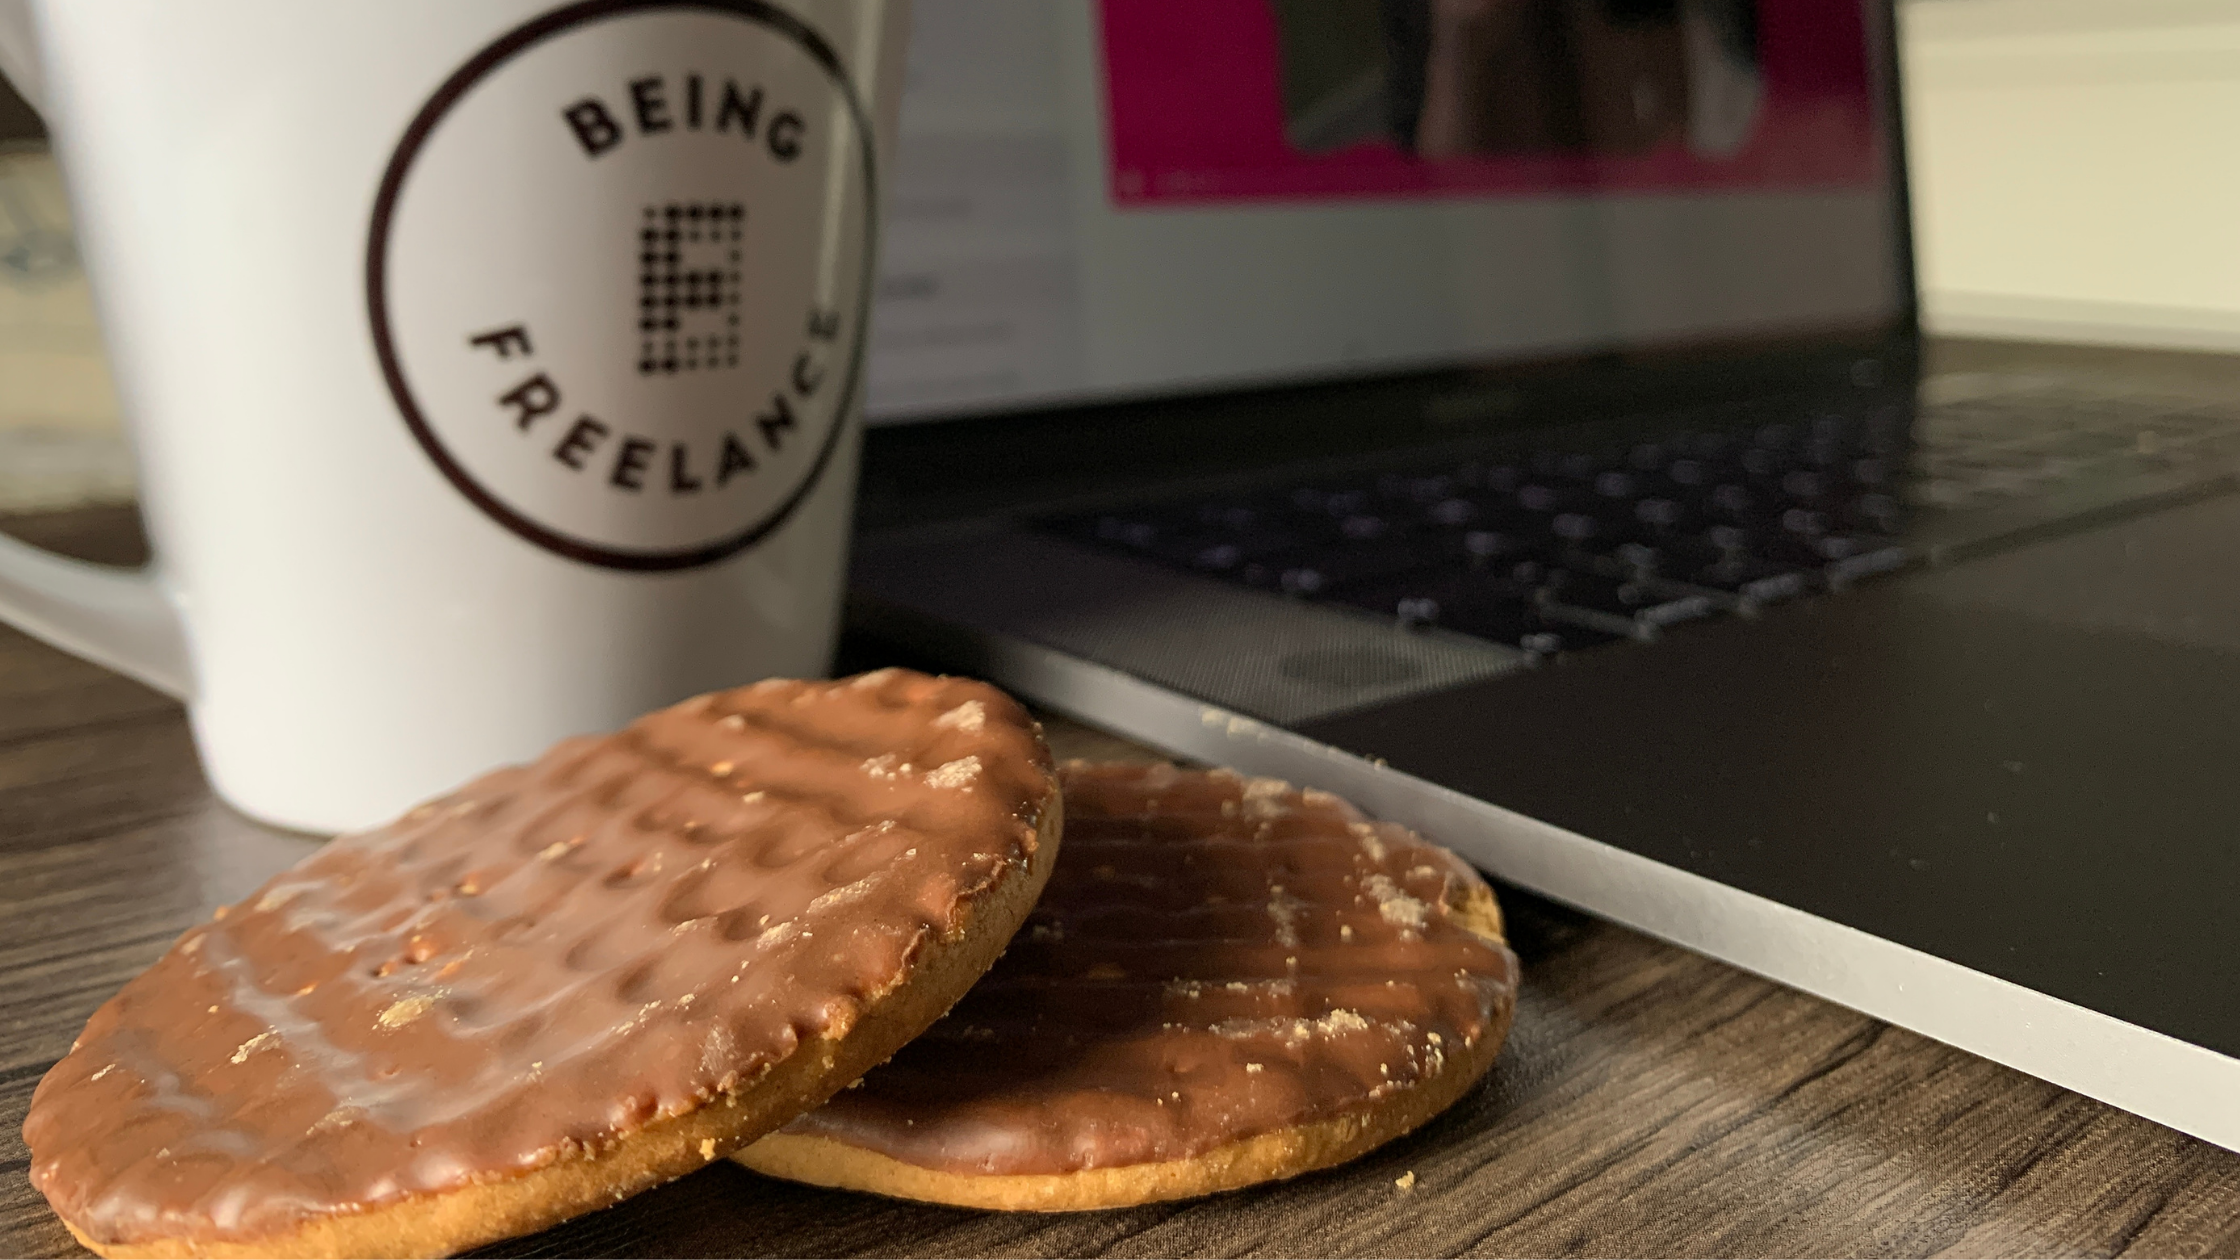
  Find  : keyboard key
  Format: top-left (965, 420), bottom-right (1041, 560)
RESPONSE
top-left (1517, 484), bottom-right (1569, 512)
top-left (1636, 498), bottom-right (1686, 529)
top-left (1327, 573), bottom-right (1620, 654)
top-left (1425, 497), bottom-right (1477, 527)
top-left (1533, 593), bottom-right (1653, 641)
top-left (1667, 546), bottom-right (1816, 605)
top-left (1240, 542), bottom-right (1425, 594)
top-left (1826, 544), bottom-right (1909, 586)
top-left (1541, 570), bottom-right (1716, 636)
top-left (1552, 513), bottom-right (1599, 542)
top-left (1462, 530), bottom-right (1526, 561)
top-left (1092, 515), bottom-right (1158, 549)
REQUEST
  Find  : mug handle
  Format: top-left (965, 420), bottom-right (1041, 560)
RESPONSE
top-left (0, 1), bottom-right (192, 699)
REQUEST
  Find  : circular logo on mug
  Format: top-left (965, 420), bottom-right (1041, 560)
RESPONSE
top-left (367, 0), bottom-right (875, 571)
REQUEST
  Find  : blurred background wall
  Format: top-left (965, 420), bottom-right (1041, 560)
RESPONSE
top-left (1903, 0), bottom-right (2240, 351)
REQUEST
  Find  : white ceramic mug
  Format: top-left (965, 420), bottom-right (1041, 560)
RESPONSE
top-left (0, 0), bottom-right (908, 832)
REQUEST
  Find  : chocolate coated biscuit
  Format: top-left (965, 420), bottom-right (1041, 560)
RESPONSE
top-left (25, 669), bottom-right (1060, 1258)
top-left (737, 761), bottom-right (1517, 1210)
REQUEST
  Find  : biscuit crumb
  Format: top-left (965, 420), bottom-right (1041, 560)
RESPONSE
top-left (924, 756), bottom-right (982, 790)
top-left (230, 1031), bottom-right (277, 1064)
top-left (933, 700), bottom-right (987, 732)
top-left (89, 1064), bottom-right (115, 1081)
top-left (1365, 874), bottom-right (1430, 932)
top-left (809, 875), bottom-right (881, 913)
top-left (377, 994), bottom-right (438, 1029)
top-left (708, 761), bottom-right (735, 777)
top-left (1267, 885), bottom-right (1304, 948)
top-left (700, 1138), bottom-right (718, 1160)
top-left (1211, 1008), bottom-right (1371, 1042)
top-left (1395, 1171), bottom-right (1416, 1192)
top-left (1245, 1062), bottom-right (1264, 1074)
top-left (1241, 776), bottom-right (1291, 818)
top-left (309, 1107), bottom-right (364, 1136)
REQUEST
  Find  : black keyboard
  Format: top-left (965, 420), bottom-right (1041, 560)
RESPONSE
top-left (1045, 407), bottom-right (1913, 657)
top-left (1043, 375), bottom-right (2240, 660)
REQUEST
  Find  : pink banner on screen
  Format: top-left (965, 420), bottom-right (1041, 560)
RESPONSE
top-left (1099, 0), bottom-right (1883, 205)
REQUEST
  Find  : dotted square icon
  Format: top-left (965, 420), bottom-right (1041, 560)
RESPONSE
top-left (638, 202), bottom-right (743, 375)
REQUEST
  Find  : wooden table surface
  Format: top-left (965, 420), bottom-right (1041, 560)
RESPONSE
top-left (6, 505), bottom-right (2240, 1259)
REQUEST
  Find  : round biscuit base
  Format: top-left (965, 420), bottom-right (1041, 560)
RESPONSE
top-left (732, 879), bottom-right (1515, 1212)
top-left (67, 797), bottom-right (1063, 1260)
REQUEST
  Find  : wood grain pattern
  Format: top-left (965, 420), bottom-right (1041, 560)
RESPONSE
top-left (4, 505), bottom-right (2240, 1258)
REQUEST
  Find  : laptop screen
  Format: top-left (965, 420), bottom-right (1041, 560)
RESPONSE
top-left (865, 0), bottom-right (1906, 426)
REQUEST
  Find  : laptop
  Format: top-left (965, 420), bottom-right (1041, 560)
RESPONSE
top-left (844, 0), bottom-right (2240, 1153)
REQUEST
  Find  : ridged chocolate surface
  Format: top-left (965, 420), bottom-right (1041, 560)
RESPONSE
top-left (780, 762), bottom-right (1518, 1175)
top-left (23, 670), bottom-right (1055, 1248)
